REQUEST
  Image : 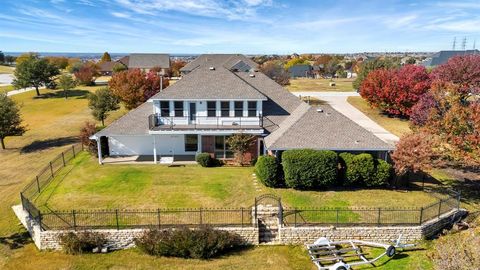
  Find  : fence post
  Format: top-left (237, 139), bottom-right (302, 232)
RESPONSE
top-left (72, 145), bottom-right (76, 158)
top-left (36, 176), bottom-right (41, 193)
top-left (72, 210), bottom-right (77, 231)
top-left (456, 194), bottom-right (461, 210)
top-left (336, 209), bottom-right (339, 227)
top-left (61, 152), bottom-right (66, 166)
top-left (81, 143), bottom-right (84, 151)
top-left (377, 208), bottom-right (381, 226)
top-left (419, 207), bottom-right (423, 225)
top-left (199, 208), bottom-right (203, 225)
top-left (115, 209), bottom-right (120, 230)
top-left (49, 162), bottom-right (54, 178)
top-left (157, 208), bottom-right (161, 229)
top-left (241, 207), bottom-right (244, 227)
top-left (294, 208), bottom-right (297, 227)
top-left (254, 198), bottom-right (258, 227)
top-left (438, 200), bottom-right (442, 219)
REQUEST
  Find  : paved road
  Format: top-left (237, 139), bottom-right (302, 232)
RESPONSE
top-left (292, 91), bottom-right (399, 145)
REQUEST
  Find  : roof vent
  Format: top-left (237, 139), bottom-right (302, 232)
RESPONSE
top-left (316, 108), bottom-right (324, 113)
top-left (209, 66), bottom-right (215, 70)
top-left (249, 74), bottom-right (255, 78)
top-left (355, 140), bottom-right (360, 144)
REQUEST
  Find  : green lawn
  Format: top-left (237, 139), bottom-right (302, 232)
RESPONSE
top-left (35, 151), bottom-right (437, 212)
top-left (0, 65), bottom-right (14, 74)
top-left (287, 78), bottom-right (355, 92)
top-left (0, 85), bottom-right (14, 93)
top-left (347, 96), bottom-right (411, 137)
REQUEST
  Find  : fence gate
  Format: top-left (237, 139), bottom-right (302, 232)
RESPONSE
top-left (254, 194), bottom-right (283, 244)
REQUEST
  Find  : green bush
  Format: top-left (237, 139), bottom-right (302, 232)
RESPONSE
top-left (196, 153), bottom-right (213, 167)
top-left (369, 159), bottom-right (393, 186)
top-left (255, 156), bottom-right (283, 187)
top-left (58, 231), bottom-right (107, 254)
top-left (282, 149), bottom-right (338, 189)
top-left (135, 227), bottom-right (242, 259)
top-left (339, 152), bottom-right (361, 186)
top-left (354, 153), bottom-right (376, 184)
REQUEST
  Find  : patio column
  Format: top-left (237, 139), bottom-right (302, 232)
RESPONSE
top-left (96, 138), bottom-right (103, 165)
top-left (153, 135), bottom-right (157, 164)
top-left (197, 135), bottom-right (202, 154)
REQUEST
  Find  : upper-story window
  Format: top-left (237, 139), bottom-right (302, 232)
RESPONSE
top-left (174, 101), bottom-right (184, 117)
top-left (248, 101), bottom-right (257, 117)
top-left (160, 101), bottom-right (170, 117)
top-left (221, 101), bottom-right (230, 117)
top-left (207, 101), bottom-right (216, 117)
top-left (234, 101), bottom-right (243, 117)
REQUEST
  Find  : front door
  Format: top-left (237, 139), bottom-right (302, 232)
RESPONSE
top-left (189, 102), bottom-right (196, 124)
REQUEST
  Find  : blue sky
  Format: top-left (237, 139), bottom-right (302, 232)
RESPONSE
top-left (1, 0), bottom-right (480, 54)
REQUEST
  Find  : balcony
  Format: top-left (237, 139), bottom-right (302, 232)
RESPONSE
top-left (148, 114), bottom-right (264, 131)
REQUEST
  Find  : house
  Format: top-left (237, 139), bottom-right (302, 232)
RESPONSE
top-left (288, 64), bottom-right (313, 78)
top-left (98, 54), bottom-right (170, 75)
top-left (180, 54), bottom-right (258, 75)
top-left (421, 50), bottom-right (479, 67)
top-left (91, 54), bottom-right (393, 164)
top-left (98, 61), bottom-right (116, 76)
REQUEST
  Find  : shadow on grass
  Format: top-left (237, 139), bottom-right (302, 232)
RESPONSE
top-left (0, 231), bottom-right (32, 250)
top-left (34, 89), bottom-right (90, 99)
top-left (21, 136), bottom-right (79, 153)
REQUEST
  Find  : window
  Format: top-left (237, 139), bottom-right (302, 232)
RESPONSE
top-left (184, 135), bottom-right (198, 152)
top-left (207, 101), bottom-right (216, 117)
top-left (221, 101), bottom-right (230, 117)
top-left (234, 101), bottom-right (244, 117)
top-left (214, 135), bottom-right (234, 159)
top-left (248, 101), bottom-right (257, 117)
top-left (160, 101), bottom-right (170, 117)
top-left (174, 101), bottom-right (184, 117)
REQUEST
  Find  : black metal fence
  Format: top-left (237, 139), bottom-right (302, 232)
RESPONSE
top-left (20, 145), bottom-right (461, 231)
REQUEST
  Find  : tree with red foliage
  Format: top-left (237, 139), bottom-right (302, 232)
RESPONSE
top-left (109, 69), bottom-right (169, 110)
top-left (360, 65), bottom-right (431, 117)
top-left (169, 60), bottom-right (187, 77)
top-left (430, 54), bottom-right (480, 95)
top-left (74, 62), bottom-right (99, 86)
top-left (410, 92), bottom-right (437, 126)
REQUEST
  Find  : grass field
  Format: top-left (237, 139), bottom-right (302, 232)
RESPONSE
top-left (287, 78), bottom-right (355, 92)
top-left (0, 85), bottom-right (14, 93)
top-left (0, 65), bottom-right (14, 74)
top-left (347, 96), bottom-right (411, 137)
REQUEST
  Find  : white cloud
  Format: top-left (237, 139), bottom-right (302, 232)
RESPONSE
top-left (111, 11), bottom-right (131, 18)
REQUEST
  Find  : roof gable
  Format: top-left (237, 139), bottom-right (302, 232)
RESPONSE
top-left (181, 54), bottom-right (258, 72)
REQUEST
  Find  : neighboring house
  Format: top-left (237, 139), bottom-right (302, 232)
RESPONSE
top-left (91, 54), bottom-right (393, 164)
top-left (180, 54), bottom-right (258, 75)
top-left (98, 54), bottom-right (170, 75)
top-left (421, 50), bottom-right (479, 67)
top-left (288, 64), bottom-right (313, 78)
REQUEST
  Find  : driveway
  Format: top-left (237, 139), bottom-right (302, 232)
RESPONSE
top-left (292, 91), bottom-right (399, 145)
top-left (0, 74), bottom-right (14, 85)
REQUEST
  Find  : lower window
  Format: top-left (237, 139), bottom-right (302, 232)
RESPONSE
top-left (214, 135), bottom-right (234, 159)
top-left (184, 135), bottom-right (198, 152)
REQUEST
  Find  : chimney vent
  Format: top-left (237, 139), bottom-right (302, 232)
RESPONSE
top-left (249, 74), bottom-right (255, 78)
top-left (209, 66), bottom-right (215, 70)
top-left (316, 108), bottom-right (324, 113)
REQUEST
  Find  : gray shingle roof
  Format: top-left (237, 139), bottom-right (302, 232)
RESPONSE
top-left (128, 54), bottom-right (170, 69)
top-left (422, 50), bottom-right (479, 67)
top-left (265, 105), bottom-right (394, 151)
top-left (181, 54), bottom-right (258, 72)
top-left (94, 102), bottom-right (152, 137)
top-left (150, 66), bottom-right (267, 100)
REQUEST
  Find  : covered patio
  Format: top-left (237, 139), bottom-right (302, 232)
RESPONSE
top-left (102, 155), bottom-right (196, 165)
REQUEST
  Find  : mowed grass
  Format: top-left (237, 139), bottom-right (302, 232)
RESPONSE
top-left (0, 85), bottom-right (14, 93)
top-left (0, 65), bottom-right (14, 74)
top-left (347, 96), bottom-right (411, 137)
top-left (35, 151), bottom-right (437, 211)
top-left (287, 78), bottom-right (355, 92)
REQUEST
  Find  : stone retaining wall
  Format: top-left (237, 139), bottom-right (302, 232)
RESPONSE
top-left (13, 205), bottom-right (466, 250)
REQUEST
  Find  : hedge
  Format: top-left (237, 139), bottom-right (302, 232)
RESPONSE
top-left (369, 159), bottom-right (393, 186)
top-left (339, 152), bottom-right (393, 187)
top-left (255, 156), bottom-right (283, 187)
top-left (354, 153), bottom-right (376, 183)
top-left (339, 152), bottom-right (360, 186)
top-left (282, 149), bottom-right (338, 189)
top-left (196, 153), bottom-right (214, 167)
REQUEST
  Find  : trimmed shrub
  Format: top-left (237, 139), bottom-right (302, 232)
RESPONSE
top-left (369, 159), bottom-right (393, 187)
top-left (339, 152), bottom-right (361, 186)
top-left (135, 227), bottom-right (242, 259)
top-left (58, 231), bottom-right (107, 254)
top-left (255, 156), bottom-right (283, 187)
top-left (354, 153), bottom-right (376, 183)
top-left (196, 153), bottom-right (213, 167)
top-left (282, 149), bottom-right (338, 189)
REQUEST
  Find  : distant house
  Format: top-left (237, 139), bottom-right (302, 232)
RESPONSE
top-left (288, 64), bottom-right (313, 78)
top-left (180, 54), bottom-right (258, 75)
top-left (98, 61), bottom-right (116, 76)
top-left (98, 54), bottom-right (170, 76)
top-left (421, 50), bottom-right (479, 67)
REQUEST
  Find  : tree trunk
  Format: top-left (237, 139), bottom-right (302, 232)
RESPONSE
top-left (101, 118), bottom-right (105, 126)
top-left (0, 138), bottom-right (5, 150)
top-left (64, 89), bottom-right (68, 99)
top-left (35, 86), bottom-right (40, 96)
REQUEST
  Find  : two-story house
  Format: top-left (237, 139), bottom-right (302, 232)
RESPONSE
top-left (91, 54), bottom-right (393, 164)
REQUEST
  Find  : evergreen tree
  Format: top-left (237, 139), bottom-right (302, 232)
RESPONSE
top-left (100, 52), bottom-right (112, 63)
top-left (0, 94), bottom-right (26, 149)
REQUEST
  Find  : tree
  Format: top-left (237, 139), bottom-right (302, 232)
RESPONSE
top-left (100, 52), bottom-right (111, 63)
top-left (169, 60), bottom-right (187, 77)
top-left (0, 51), bottom-right (4, 64)
top-left (66, 58), bottom-right (82, 73)
top-left (109, 69), bottom-right (168, 110)
top-left (360, 65), bottom-right (431, 117)
top-left (15, 52), bottom-right (38, 65)
top-left (88, 88), bottom-right (120, 126)
top-left (12, 54), bottom-right (60, 96)
top-left (225, 133), bottom-right (256, 166)
top-left (284, 57), bottom-right (308, 70)
top-left (0, 94), bottom-right (26, 149)
top-left (325, 59), bottom-right (340, 78)
top-left (405, 57), bottom-right (416, 65)
top-left (74, 62), bottom-right (98, 86)
top-left (430, 54), bottom-right (480, 95)
top-left (45, 56), bottom-right (69, 69)
top-left (112, 62), bottom-right (127, 73)
top-left (410, 92), bottom-right (437, 126)
top-left (5, 55), bottom-right (16, 65)
top-left (314, 55), bottom-right (333, 66)
top-left (79, 121), bottom-right (97, 154)
top-left (353, 57), bottom-right (399, 90)
top-left (57, 74), bottom-right (76, 99)
top-left (260, 60), bottom-right (289, 86)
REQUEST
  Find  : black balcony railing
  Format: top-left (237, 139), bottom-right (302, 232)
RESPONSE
top-left (148, 114), bottom-right (264, 130)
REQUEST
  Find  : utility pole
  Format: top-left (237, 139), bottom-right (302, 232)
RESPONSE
top-left (452, 37), bottom-right (456, 50)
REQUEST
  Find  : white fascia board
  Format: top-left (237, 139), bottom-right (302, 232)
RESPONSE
top-left (149, 129), bottom-right (264, 135)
